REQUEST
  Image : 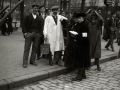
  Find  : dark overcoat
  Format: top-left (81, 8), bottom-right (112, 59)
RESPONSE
top-left (88, 19), bottom-right (102, 58)
top-left (104, 17), bottom-right (117, 40)
top-left (116, 19), bottom-right (120, 38)
top-left (64, 21), bottom-right (91, 68)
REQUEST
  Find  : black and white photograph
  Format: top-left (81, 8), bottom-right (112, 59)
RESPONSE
top-left (0, 0), bottom-right (120, 90)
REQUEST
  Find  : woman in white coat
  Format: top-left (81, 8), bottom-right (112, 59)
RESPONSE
top-left (43, 6), bottom-right (68, 66)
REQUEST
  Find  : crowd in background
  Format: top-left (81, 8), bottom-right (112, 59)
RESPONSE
top-left (0, 9), bottom-right (14, 36)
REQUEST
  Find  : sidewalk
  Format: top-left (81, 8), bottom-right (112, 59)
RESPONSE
top-left (0, 28), bottom-right (119, 90)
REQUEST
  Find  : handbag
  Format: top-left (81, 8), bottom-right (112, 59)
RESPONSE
top-left (40, 38), bottom-right (50, 55)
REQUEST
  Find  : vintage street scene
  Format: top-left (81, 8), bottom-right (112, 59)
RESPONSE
top-left (0, 0), bottom-right (120, 90)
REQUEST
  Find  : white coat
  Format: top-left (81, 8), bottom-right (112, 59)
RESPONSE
top-left (43, 15), bottom-right (67, 55)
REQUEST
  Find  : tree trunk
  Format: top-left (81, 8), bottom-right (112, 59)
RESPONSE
top-left (80, 0), bottom-right (85, 13)
top-left (44, 0), bottom-right (46, 6)
top-left (0, 0), bottom-right (4, 10)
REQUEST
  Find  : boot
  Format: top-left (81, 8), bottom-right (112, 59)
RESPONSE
top-left (95, 58), bottom-right (101, 71)
top-left (72, 68), bottom-right (83, 81)
top-left (82, 69), bottom-right (86, 79)
top-left (48, 52), bottom-right (54, 66)
top-left (56, 60), bottom-right (62, 67)
top-left (97, 65), bottom-right (101, 71)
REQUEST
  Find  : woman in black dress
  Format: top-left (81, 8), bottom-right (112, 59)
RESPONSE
top-left (64, 12), bottom-right (91, 81)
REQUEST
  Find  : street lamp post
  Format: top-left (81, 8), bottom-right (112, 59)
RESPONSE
top-left (10, 0), bottom-right (11, 9)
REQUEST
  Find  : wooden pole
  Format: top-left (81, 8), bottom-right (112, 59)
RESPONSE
top-left (10, 0), bottom-right (11, 9)
top-left (80, 0), bottom-right (85, 13)
top-left (68, 0), bottom-right (71, 22)
top-left (44, 0), bottom-right (46, 7)
top-left (20, 0), bottom-right (24, 27)
top-left (60, 0), bottom-right (63, 14)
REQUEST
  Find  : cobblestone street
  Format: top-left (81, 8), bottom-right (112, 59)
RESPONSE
top-left (11, 58), bottom-right (120, 90)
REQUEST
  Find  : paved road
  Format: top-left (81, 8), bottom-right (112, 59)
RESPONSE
top-left (11, 58), bottom-right (120, 90)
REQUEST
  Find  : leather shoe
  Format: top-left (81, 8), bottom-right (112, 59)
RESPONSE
top-left (56, 61), bottom-right (62, 67)
top-left (112, 49), bottom-right (115, 52)
top-left (36, 58), bottom-right (40, 60)
top-left (30, 62), bottom-right (37, 66)
top-left (82, 75), bottom-right (86, 79)
top-left (23, 64), bottom-right (27, 68)
top-left (97, 67), bottom-right (101, 71)
top-left (49, 60), bottom-right (54, 66)
top-left (105, 47), bottom-right (109, 50)
top-left (72, 75), bottom-right (82, 81)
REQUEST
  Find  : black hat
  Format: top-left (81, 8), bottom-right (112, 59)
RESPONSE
top-left (39, 6), bottom-right (45, 9)
top-left (51, 6), bottom-right (59, 10)
top-left (75, 12), bottom-right (86, 18)
top-left (111, 12), bottom-right (116, 15)
top-left (32, 4), bottom-right (39, 8)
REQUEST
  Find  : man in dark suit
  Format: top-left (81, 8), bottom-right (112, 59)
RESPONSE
top-left (105, 12), bottom-right (116, 52)
top-left (22, 4), bottom-right (42, 68)
top-left (36, 6), bottom-right (46, 60)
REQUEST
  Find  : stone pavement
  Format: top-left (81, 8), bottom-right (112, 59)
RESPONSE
top-left (0, 28), bottom-right (119, 90)
top-left (11, 58), bottom-right (120, 90)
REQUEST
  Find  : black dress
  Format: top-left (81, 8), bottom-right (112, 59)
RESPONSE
top-left (64, 21), bottom-right (91, 68)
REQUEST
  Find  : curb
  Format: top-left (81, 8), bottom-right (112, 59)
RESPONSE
top-left (0, 52), bottom-right (119, 90)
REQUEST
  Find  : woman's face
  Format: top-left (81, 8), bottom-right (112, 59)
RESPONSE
top-left (76, 17), bottom-right (84, 23)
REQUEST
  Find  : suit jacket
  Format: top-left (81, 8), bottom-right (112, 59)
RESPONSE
top-left (22, 13), bottom-right (42, 34)
top-left (39, 13), bottom-right (46, 36)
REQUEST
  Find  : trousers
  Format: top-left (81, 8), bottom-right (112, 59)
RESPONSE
top-left (23, 32), bottom-right (40, 65)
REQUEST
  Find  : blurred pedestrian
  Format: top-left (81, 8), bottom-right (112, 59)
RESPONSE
top-left (6, 9), bottom-right (13, 35)
top-left (87, 10), bottom-right (103, 71)
top-left (64, 12), bottom-right (90, 81)
top-left (22, 4), bottom-right (42, 68)
top-left (43, 6), bottom-right (68, 66)
top-left (105, 12), bottom-right (117, 52)
top-left (116, 17), bottom-right (120, 44)
top-left (1, 12), bottom-right (7, 35)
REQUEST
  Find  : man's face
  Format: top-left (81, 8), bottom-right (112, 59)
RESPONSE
top-left (61, 12), bottom-right (65, 16)
top-left (112, 14), bottom-right (116, 18)
top-left (91, 16), bottom-right (97, 24)
top-left (98, 10), bottom-right (101, 14)
top-left (47, 10), bottom-right (52, 15)
top-left (52, 9), bottom-right (59, 15)
top-left (33, 6), bottom-right (38, 14)
top-left (40, 7), bottom-right (45, 12)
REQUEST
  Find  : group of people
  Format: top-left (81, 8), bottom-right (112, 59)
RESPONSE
top-left (22, 4), bottom-right (104, 81)
top-left (0, 10), bottom-right (13, 35)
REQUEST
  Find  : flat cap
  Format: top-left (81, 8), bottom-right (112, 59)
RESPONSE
top-left (32, 4), bottom-right (39, 8)
top-left (39, 6), bottom-right (45, 9)
top-left (51, 6), bottom-right (59, 10)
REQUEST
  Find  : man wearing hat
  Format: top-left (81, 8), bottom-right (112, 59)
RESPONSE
top-left (43, 6), bottom-right (68, 66)
top-left (36, 5), bottom-right (46, 60)
top-left (64, 12), bottom-right (90, 81)
top-left (22, 4), bottom-right (42, 68)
